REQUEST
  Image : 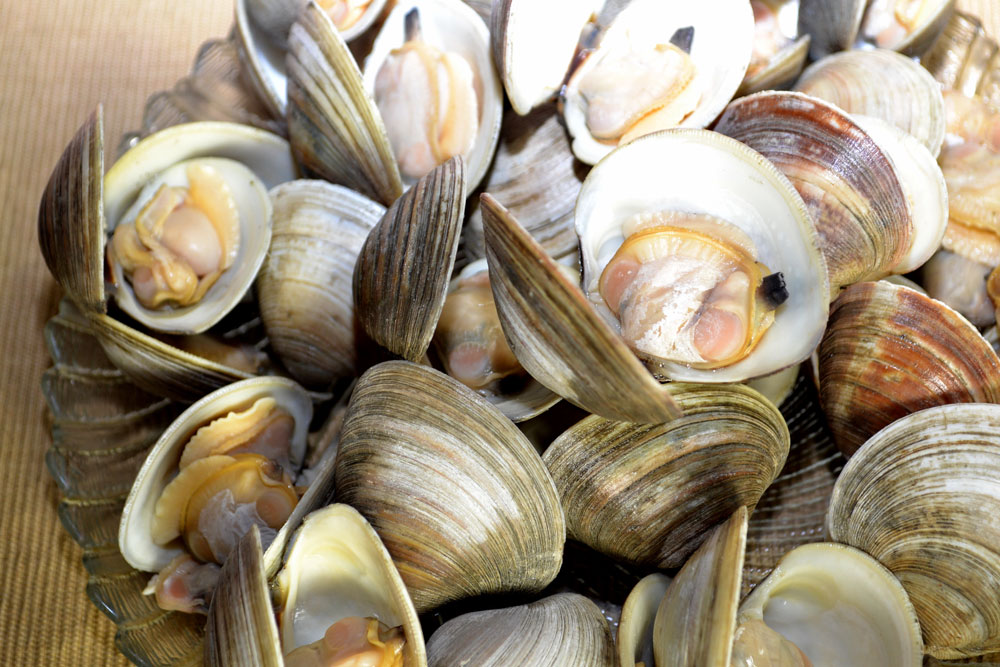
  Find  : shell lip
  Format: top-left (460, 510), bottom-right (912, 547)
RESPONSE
top-left (118, 376), bottom-right (313, 573)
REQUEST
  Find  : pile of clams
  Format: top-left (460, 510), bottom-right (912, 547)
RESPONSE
top-left (38, 0), bottom-right (1000, 664)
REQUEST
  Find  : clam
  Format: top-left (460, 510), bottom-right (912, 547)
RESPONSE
top-left (206, 504), bottom-right (426, 666)
top-left (542, 383), bottom-right (788, 569)
top-left (797, 0), bottom-right (866, 60)
top-left (118, 376), bottom-right (312, 611)
top-left (426, 593), bottom-right (615, 666)
top-left (817, 280), bottom-right (1000, 458)
top-left (732, 544), bottom-right (923, 666)
top-left (858, 0), bottom-right (955, 55)
top-left (575, 128), bottom-right (828, 382)
top-left (333, 360), bottom-right (565, 612)
top-left (361, 0), bottom-right (503, 192)
top-left (560, 0), bottom-right (755, 165)
top-left (921, 9), bottom-right (1000, 107)
top-left (431, 258), bottom-right (562, 422)
top-left (255, 179), bottom-right (384, 389)
top-left (739, 0), bottom-right (811, 96)
top-left (716, 91), bottom-right (913, 295)
top-left (828, 403), bottom-right (1000, 658)
top-left (793, 48), bottom-right (946, 156)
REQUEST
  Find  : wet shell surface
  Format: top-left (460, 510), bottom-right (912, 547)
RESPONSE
top-left (818, 280), bottom-right (1000, 458)
top-left (542, 383), bottom-right (787, 569)
top-left (333, 360), bottom-right (565, 613)
top-left (828, 403), bottom-right (1000, 658)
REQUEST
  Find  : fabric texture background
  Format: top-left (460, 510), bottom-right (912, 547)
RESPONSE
top-left (0, 0), bottom-right (996, 664)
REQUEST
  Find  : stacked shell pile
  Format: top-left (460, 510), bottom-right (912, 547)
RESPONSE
top-left (36, 0), bottom-right (1000, 664)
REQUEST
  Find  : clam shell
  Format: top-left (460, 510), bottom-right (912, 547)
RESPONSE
top-left (426, 593), bottom-right (615, 667)
top-left (794, 48), bottom-right (947, 156)
top-left (286, 1), bottom-right (403, 207)
top-left (716, 91), bottom-right (910, 295)
top-left (859, 0), bottom-right (954, 56)
top-left (737, 543), bottom-right (923, 666)
top-left (480, 193), bottom-right (682, 424)
top-left (543, 383), bottom-right (787, 569)
top-left (922, 9), bottom-right (1000, 107)
top-left (119, 376), bottom-right (312, 572)
top-left (353, 156), bottom-right (464, 362)
top-left (738, 35), bottom-right (811, 97)
top-left (617, 573), bottom-right (671, 667)
top-left (205, 526), bottom-right (282, 667)
top-left (38, 107), bottom-right (105, 314)
top-left (575, 128), bottom-right (829, 382)
top-left (333, 360), bottom-right (565, 612)
top-left (464, 103), bottom-right (583, 264)
top-left (652, 506), bottom-right (747, 667)
top-left (256, 179), bottom-right (384, 389)
top-left (797, 0), bottom-right (866, 59)
top-left (828, 403), bottom-right (1000, 658)
top-left (818, 281), bottom-right (1000, 458)
top-left (361, 0), bottom-right (503, 193)
top-left (103, 121), bottom-right (297, 335)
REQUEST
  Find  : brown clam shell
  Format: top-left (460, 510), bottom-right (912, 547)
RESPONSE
top-left (479, 193), bottom-right (681, 425)
top-left (818, 280), bottom-right (1000, 458)
top-left (38, 107), bottom-right (106, 314)
top-left (353, 156), bottom-right (465, 363)
top-left (333, 360), bottom-right (565, 613)
top-left (542, 384), bottom-right (787, 569)
top-left (716, 91), bottom-right (911, 296)
top-left (286, 1), bottom-right (403, 206)
top-left (923, 9), bottom-right (1000, 107)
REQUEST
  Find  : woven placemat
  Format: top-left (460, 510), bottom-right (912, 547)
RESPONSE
top-left (2, 0), bottom-right (997, 665)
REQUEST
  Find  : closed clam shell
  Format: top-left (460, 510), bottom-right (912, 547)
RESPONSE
top-left (333, 360), bottom-right (565, 612)
top-left (480, 193), bottom-right (682, 425)
top-left (426, 593), bottom-right (615, 667)
top-left (828, 403), bottom-right (1000, 658)
top-left (353, 157), bottom-right (464, 363)
top-left (716, 91), bottom-right (911, 295)
top-left (256, 180), bottom-right (384, 389)
top-left (287, 1), bottom-right (403, 207)
top-left (794, 48), bottom-right (946, 156)
top-left (542, 383), bottom-right (787, 569)
top-left (818, 281), bottom-right (1000, 458)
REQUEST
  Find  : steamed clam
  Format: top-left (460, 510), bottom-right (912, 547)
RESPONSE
top-left (119, 377), bottom-right (312, 613)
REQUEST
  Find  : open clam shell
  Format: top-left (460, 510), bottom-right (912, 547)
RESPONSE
top-left (575, 128), bottom-right (829, 382)
top-left (734, 543), bottom-right (923, 666)
top-left (256, 179), bottom-right (384, 389)
top-left (103, 121), bottom-right (296, 335)
top-left (119, 376), bottom-right (312, 573)
top-left (738, 0), bottom-right (810, 97)
top-left (818, 280), bottom-right (1000, 458)
top-left (542, 383), bottom-right (788, 570)
top-left (561, 0), bottom-right (755, 165)
top-left (361, 0), bottom-right (503, 193)
top-left (480, 193), bottom-right (682, 424)
top-left (426, 593), bottom-right (615, 666)
top-left (333, 360), bottom-right (565, 613)
top-left (828, 403), bottom-right (1000, 658)
top-left (858, 0), bottom-right (954, 56)
top-left (716, 91), bottom-right (911, 295)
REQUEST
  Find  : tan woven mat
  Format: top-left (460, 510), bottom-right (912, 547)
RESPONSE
top-left (0, 0), bottom-right (997, 665)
